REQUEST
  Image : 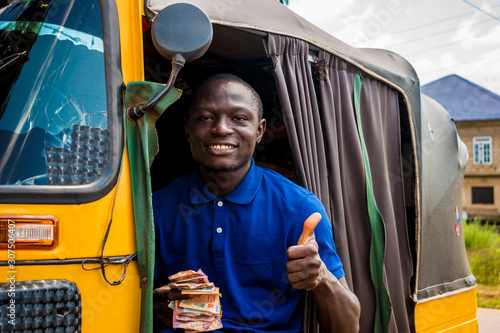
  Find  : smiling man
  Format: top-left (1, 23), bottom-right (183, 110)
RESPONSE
top-left (152, 74), bottom-right (360, 333)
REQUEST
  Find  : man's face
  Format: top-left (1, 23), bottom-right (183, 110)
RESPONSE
top-left (185, 79), bottom-right (266, 175)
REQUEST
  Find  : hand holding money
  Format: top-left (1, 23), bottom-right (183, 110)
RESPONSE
top-left (153, 283), bottom-right (195, 329)
top-left (167, 269), bottom-right (223, 333)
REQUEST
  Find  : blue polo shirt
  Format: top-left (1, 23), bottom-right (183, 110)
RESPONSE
top-left (153, 160), bottom-right (344, 333)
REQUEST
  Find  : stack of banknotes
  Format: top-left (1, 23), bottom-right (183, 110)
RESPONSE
top-left (168, 269), bottom-right (222, 332)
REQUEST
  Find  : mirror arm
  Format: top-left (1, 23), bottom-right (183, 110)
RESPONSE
top-left (127, 54), bottom-right (186, 120)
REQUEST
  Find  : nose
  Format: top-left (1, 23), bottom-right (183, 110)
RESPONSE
top-left (210, 117), bottom-right (234, 136)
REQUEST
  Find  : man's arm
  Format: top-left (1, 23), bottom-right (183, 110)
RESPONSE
top-left (286, 232), bottom-right (360, 333)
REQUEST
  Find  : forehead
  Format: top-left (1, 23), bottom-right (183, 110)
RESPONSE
top-left (191, 79), bottom-right (257, 112)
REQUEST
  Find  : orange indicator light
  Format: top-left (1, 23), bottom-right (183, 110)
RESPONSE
top-left (0, 216), bottom-right (58, 248)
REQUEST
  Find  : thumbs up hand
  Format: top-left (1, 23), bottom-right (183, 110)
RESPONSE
top-left (286, 213), bottom-right (326, 291)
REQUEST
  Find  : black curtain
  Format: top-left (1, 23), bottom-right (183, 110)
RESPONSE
top-left (265, 34), bottom-right (414, 333)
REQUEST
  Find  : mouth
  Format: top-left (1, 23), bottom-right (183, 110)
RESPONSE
top-left (207, 144), bottom-right (236, 151)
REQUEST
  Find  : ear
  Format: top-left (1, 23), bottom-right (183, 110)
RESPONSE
top-left (184, 118), bottom-right (190, 143)
top-left (256, 118), bottom-right (266, 144)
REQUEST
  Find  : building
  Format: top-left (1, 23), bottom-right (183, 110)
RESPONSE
top-left (422, 74), bottom-right (500, 222)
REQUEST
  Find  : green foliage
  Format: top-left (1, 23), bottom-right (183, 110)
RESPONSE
top-left (476, 285), bottom-right (500, 309)
top-left (464, 219), bottom-right (499, 250)
top-left (464, 220), bottom-right (500, 307)
top-left (467, 247), bottom-right (500, 285)
top-left (477, 294), bottom-right (500, 308)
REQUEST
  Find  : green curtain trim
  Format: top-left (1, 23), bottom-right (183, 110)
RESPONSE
top-left (125, 82), bottom-right (182, 333)
top-left (353, 73), bottom-right (392, 333)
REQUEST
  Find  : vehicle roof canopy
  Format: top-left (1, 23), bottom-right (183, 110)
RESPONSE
top-left (145, 0), bottom-right (420, 97)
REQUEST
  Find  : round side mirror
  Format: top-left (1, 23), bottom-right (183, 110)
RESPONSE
top-left (128, 3), bottom-right (213, 120)
top-left (152, 3), bottom-right (213, 65)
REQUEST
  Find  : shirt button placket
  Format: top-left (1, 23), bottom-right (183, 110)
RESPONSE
top-left (216, 201), bottom-right (224, 234)
top-left (213, 200), bottom-right (226, 266)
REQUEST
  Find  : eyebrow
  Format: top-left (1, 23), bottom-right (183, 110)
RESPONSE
top-left (191, 105), bottom-right (257, 114)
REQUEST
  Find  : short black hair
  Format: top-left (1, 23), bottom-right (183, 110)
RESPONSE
top-left (190, 73), bottom-right (264, 119)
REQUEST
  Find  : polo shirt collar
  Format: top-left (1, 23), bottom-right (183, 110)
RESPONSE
top-left (189, 159), bottom-right (263, 205)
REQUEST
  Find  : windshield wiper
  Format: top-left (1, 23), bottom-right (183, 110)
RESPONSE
top-left (0, 51), bottom-right (29, 75)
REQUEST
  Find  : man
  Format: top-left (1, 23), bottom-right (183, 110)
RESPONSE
top-left (153, 74), bottom-right (360, 332)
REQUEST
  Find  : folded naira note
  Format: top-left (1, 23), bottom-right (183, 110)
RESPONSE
top-left (168, 269), bottom-right (222, 332)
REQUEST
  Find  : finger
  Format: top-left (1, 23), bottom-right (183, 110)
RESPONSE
top-left (287, 269), bottom-right (307, 283)
top-left (286, 250), bottom-right (321, 273)
top-left (153, 285), bottom-right (172, 299)
top-left (297, 212), bottom-right (321, 245)
top-left (287, 259), bottom-right (322, 290)
top-left (287, 269), bottom-right (320, 290)
top-left (290, 278), bottom-right (317, 291)
top-left (153, 286), bottom-right (193, 300)
top-left (287, 238), bottom-right (319, 260)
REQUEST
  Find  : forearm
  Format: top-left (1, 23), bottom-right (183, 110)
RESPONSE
top-left (311, 263), bottom-right (360, 333)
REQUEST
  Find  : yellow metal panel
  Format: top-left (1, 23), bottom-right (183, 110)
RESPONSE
top-left (415, 288), bottom-right (478, 332)
top-left (0, 151), bottom-right (136, 261)
top-left (115, 0), bottom-right (145, 83)
top-left (0, 262), bottom-right (141, 331)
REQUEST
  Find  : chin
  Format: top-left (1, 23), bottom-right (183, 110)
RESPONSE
top-left (201, 160), bottom-right (244, 173)
top-left (206, 164), bottom-right (238, 173)
top-left (197, 156), bottom-right (252, 175)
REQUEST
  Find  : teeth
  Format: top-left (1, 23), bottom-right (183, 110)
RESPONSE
top-left (209, 144), bottom-right (234, 150)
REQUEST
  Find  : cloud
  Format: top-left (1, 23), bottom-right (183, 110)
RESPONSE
top-left (460, 52), bottom-right (500, 94)
top-left (288, 0), bottom-right (355, 32)
top-left (413, 58), bottom-right (435, 82)
top-left (291, 0), bottom-right (408, 48)
top-left (463, 24), bottom-right (500, 49)
top-left (413, 51), bottom-right (459, 84)
top-left (439, 52), bottom-right (459, 67)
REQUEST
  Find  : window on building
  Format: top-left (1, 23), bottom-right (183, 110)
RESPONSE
top-left (473, 137), bottom-right (492, 165)
top-left (471, 187), bottom-right (494, 204)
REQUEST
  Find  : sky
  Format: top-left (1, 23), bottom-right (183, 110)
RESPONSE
top-left (288, 0), bottom-right (500, 95)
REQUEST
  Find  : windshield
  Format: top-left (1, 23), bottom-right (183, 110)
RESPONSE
top-left (0, 0), bottom-right (108, 186)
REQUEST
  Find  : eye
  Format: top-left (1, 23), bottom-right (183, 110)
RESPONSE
top-left (199, 115), bottom-right (213, 121)
top-left (233, 116), bottom-right (247, 121)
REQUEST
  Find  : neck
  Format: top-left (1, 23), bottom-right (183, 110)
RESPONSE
top-left (199, 161), bottom-right (251, 198)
